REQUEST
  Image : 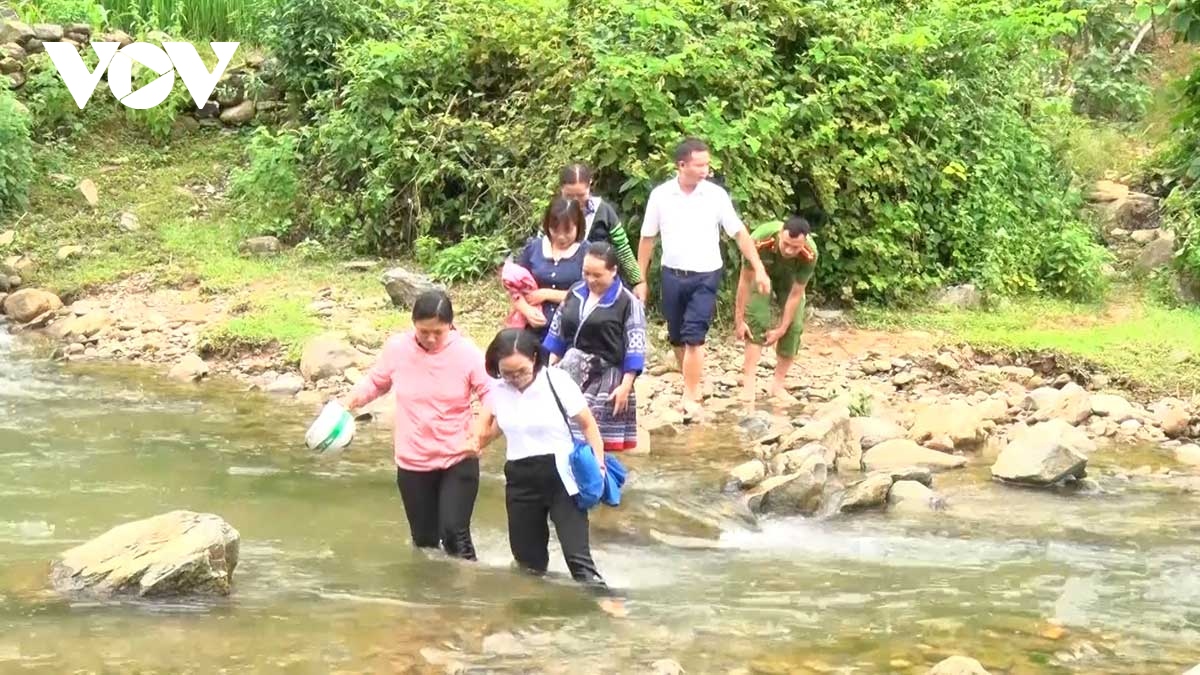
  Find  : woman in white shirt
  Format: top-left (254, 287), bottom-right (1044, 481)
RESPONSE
top-left (467, 328), bottom-right (618, 603)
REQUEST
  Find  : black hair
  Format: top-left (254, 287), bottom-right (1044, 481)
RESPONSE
top-left (411, 289), bottom-right (453, 324)
top-left (559, 163), bottom-right (593, 186)
top-left (674, 137), bottom-right (709, 165)
top-left (485, 328), bottom-right (547, 379)
top-left (782, 215), bottom-right (812, 237)
top-left (585, 241), bottom-right (618, 270)
top-left (541, 197), bottom-right (586, 243)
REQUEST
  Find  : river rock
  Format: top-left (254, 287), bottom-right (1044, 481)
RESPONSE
top-left (78, 178), bottom-right (99, 208)
top-left (265, 372), bottom-right (305, 396)
top-left (770, 443), bottom-right (829, 475)
top-left (1090, 393), bottom-right (1136, 421)
top-left (744, 462), bottom-right (827, 516)
top-left (928, 655), bottom-right (990, 675)
top-left (220, 100), bottom-right (256, 126)
top-left (1175, 444), bottom-right (1200, 466)
top-left (839, 473), bottom-right (894, 512)
top-left (3, 288), bottom-right (63, 323)
top-left (786, 404), bottom-right (858, 471)
top-left (50, 510), bottom-right (240, 597)
top-left (936, 284), bottom-right (981, 309)
top-left (1135, 234), bottom-right (1175, 272)
top-left (726, 459), bottom-right (766, 491)
top-left (239, 235), bottom-right (281, 256)
top-left (1152, 401), bottom-right (1190, 438)
top-left (1130, 228), bottom-right (1159, 244)
top-left (1090, 180), bottom-right (1128, 203)
top-left (909, 402), bottom-right (988, 451)
top-left (168, 354), bottom-right (209, 382)
top-left (61, 309), bottom-right (111, 338)
top-left (1033, 382), bottom-right (1092, 425)
top-left (0, 21), bottom-right (33, 45)
top-left (888, 480), bottom-right (943, 513)
top-left (32, 23), bottom-right (62, 41)
top-left (934, 352), bottom-right (961, 372)
top-left (1023, 386), bottom-right (1060, 412)
top-left (119, 211), bottom-right (140, 232)
top-left (383, 266), bottom-right (446, 309)
top-left (300, 336), bottom-right (361, 382)
top-left (56, 245), bottom-right (84, 261)
top-left (0, 229), bottom-right (13, 247)
top-left (991, 421), bottom-right (1088, 486)
top-left (850, 416), bottom-right (906, 450)
top-left (862, 439), bottom-right (967, 472)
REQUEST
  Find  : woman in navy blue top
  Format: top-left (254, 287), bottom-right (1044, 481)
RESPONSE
top-left (510, 197), bottom-right (588, 339)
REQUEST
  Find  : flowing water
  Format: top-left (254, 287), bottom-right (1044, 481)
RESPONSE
top-left (1, 327), bottom-right (1199, 674)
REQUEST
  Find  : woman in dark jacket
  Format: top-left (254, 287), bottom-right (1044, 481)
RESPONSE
top-left (558, 163), bottom-right (648, 304)
top-left (509, 197), bottom-right (589, 340)
top-left (543, 242), bottom-right (647, 452)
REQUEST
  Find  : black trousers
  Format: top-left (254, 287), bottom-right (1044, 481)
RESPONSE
top-left (395, 457), bottom-right (480, 560)
top-left (504, 454), bottom-right (606, 590)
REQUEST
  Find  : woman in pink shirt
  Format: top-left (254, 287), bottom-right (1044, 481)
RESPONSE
top-left (342, 290), bottom-right (491, 560)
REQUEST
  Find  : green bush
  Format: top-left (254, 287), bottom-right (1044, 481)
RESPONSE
top-left (279, 0), bottom-right (1109, 304)
top-left (260, 0), bottom-right (386, 100)
top-left (228, 126), bottom-right (305, 240)
top-left (0, 90), bottom-right (34, 218)
top-left (428, 235), bottom-right (509, 285)
top-left (17, 53), bottom-right (92, 138)
top-left (15, 0), bottom-right (108, 25)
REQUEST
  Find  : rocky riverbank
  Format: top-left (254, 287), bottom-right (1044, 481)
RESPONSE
top-left (2, 263), bottom-right (1197, 472)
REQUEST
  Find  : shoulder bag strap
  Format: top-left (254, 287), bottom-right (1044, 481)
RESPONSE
top-left (544, 370), bottom-right (573, 433)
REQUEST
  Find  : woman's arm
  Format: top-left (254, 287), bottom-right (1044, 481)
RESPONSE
top-left (342, 339), bottom-right (397, 411)
top-left (573, 406), bottom-right (606, 471)
top-left (467, 403), bottom-right (501, 455)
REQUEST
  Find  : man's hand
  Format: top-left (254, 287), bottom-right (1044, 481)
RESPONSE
top-left (754, 267), bottom-right (771, 296)
top-left (632, 282), bottom-right (649, 305)
top-left (764, 326), bottom-right (787, 346)
top-left (735, 320), bottom-right (752, 342)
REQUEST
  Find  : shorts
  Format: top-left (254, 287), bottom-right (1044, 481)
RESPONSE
top-left (745, 291), bottom-right (806, 358)
top-left (660, 267), bottom-right (722, 347)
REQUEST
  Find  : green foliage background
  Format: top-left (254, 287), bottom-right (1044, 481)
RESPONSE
top-left (252, 0), bottom-right (1110, 304)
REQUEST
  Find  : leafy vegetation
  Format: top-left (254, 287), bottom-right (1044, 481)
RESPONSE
top-left (0, 89), bottom-right (34, 219)
top-left (247, 0), bottom-right (1113, 304)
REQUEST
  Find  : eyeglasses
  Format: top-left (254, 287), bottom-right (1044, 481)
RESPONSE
top-left (499, 366), bottom-right (533, 383)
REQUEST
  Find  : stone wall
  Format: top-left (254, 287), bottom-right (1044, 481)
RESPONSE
top-left (1, 19), bottom-right (285, 127)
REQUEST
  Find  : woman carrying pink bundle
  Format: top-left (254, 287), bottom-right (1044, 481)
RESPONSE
top-left (341, 290), bottom-right (490, 560)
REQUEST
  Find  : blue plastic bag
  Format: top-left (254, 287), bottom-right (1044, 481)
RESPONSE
top-left (569, 444), bottom-right (627, 510)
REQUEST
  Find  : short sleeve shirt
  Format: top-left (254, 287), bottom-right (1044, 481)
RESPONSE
top-left (748, 221), bottom-right (818, 295)
top-left (485, 367), bottom-right (586, 462)
top-left (641, 178), bottom-right (744, 273)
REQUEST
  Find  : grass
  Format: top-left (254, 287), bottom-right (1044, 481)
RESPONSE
top-left (855, 291), bottom-right (1200, 397)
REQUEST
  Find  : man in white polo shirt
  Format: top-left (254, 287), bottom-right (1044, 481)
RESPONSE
top-left (637, 137), bottom-right (771, 417)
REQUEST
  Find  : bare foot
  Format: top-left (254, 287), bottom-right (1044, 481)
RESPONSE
top-left (681, 399), bottom-right (704, 422)
top-left (598, 597), bottom-right (628, 618)
top-left (738, 387), bottom-right (757, 403)
top-left (769, 389), bottom-right (800, 406)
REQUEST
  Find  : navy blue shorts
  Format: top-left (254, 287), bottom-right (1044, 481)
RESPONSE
top-left (660, 267), bottom-right (722, 346)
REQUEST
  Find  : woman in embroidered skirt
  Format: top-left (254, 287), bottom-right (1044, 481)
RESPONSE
top-left (542, 242), bottom-right (647, 452)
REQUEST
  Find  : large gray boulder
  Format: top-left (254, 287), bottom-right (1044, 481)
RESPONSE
top-left (862, 439), bottom-right (967, 472)
top-left (50, 511), bottom-right (240, 597)
top-left (382, 266), bottom-right (445, 309)
top-left (299, 334), bottom-right (362, 382)
top-left (991, 421), bottom-right (1090, 486)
